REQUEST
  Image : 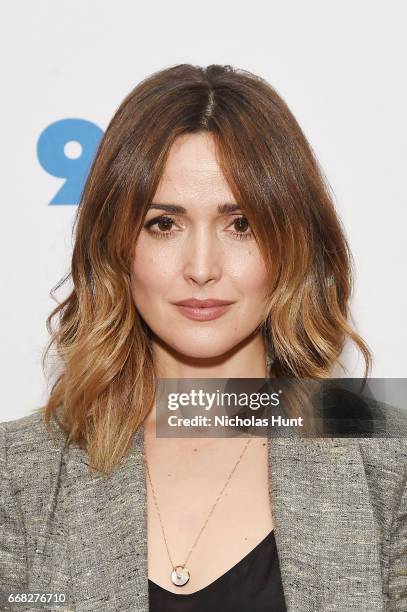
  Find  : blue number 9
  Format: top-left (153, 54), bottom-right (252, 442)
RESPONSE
top-left (37, 118), bottom-right (104, 206)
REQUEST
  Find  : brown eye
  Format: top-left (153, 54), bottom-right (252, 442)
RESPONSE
top-left (234, 216), bottom-right (249, 233)
top-left (143, 215), bottom-right (177, 239)
top-left (156, 217), bottom-right (174, 231)
top-left (228, 215), bottom-right (253, 241)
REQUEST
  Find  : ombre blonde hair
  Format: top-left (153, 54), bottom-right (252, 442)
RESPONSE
top-left (37, 64), bottom-right (372, 476)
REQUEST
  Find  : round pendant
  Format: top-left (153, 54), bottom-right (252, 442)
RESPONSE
top-left (171, 565), bottom-right (190, 586)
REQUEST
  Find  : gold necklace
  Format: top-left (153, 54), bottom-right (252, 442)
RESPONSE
top-left (143, 437), bottom-right (253, 587)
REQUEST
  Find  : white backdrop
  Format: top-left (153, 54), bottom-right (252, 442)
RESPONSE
top-left (1, 0), bottom-right (406, 422)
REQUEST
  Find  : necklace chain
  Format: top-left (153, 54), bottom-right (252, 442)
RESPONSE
top-left (143, 437), bottom-right (253, 571)
top-left (143, 356), bottom-right (273, 583)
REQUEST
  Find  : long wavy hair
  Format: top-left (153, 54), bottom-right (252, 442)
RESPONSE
top-left (37, 63), bottom-right (372, 476)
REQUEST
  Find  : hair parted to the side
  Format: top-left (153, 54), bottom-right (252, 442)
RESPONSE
top-left (36, 63), bottom-right (372, 476)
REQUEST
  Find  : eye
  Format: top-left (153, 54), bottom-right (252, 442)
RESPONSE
top-left (143, 213), bottom-right (254, 241)
top-left (228, 216), bottom-right (253, 240)
top-left (143, 215), bottom-right (178, 239)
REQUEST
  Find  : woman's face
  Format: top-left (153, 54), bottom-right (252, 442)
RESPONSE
top-left (130, 132), bottom-right (269, 360)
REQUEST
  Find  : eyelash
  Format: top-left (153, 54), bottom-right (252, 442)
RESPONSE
top-left (143, 215), bottom-right (253, 241)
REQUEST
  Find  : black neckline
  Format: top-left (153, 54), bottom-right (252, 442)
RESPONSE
top-left (148, 528), bottom-right (275, 598)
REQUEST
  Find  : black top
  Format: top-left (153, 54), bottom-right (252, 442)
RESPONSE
top-left (148, 529), bottom-right (287, 611)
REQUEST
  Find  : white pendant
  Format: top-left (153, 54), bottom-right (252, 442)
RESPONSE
top-left (171, 565), bottom-right (190, 586)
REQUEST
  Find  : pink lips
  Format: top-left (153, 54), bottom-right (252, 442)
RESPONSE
top-left (173, 298), bottom-right (234, 321)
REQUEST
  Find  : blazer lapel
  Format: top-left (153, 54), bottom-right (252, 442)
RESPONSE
top-left (63, 426), bottom-right (148, 611)
top-left (269, 436), bottom-right (385, 611)
top-left (62, 427), bottom-right (384, 612)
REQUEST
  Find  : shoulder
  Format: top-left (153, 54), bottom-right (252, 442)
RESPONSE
top-left (356, 437), bottom-right (407, 502)
top-left (1, 409), bottom-right (66, 452)
top-left (0, 410), bottom-right (67, 486)
top-left (355, 438), bottom-right (407, 541)
top-left (357, 437), bottom-right (407, 471)
top-left (356, 436), bottom-right (407, 489)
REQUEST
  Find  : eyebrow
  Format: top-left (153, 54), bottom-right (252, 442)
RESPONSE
top-left (149, 202), bottom-right (242, 214)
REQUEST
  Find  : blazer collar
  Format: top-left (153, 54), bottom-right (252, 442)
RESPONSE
top-left (56, 429), bottom-right (384, 611)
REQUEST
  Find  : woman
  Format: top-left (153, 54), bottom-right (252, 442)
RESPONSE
top-left (1, 64), bottom-right (406, 611)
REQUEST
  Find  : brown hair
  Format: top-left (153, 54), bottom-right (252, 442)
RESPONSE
top-left (37, 64), bottom-right (372, 476)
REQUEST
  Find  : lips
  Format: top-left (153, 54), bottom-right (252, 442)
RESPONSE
top-left (173, 298), bottom-right (234, 308)
top-left (172, 298), bottom-right (234, 321)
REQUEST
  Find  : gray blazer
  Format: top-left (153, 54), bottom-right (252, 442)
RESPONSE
top-left (1, 411), bottom-right (406, 612)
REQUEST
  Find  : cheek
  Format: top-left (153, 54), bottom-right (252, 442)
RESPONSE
top-left (130, 241), bottom-right (176, 301)
top-left (228, 249), bottom-right (269, 298)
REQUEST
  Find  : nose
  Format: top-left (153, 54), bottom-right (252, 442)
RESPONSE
top-left (182, 225), bottom-right (222, 286)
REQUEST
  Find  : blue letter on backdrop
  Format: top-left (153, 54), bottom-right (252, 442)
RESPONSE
top-left (37, 118), bottom-right (103, 206)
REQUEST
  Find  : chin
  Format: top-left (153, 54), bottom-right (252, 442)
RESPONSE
top-left (165, 338), bottom-right (241, 361)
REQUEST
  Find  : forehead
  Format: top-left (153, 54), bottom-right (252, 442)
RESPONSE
top-left (153, 132), bottom-right (236, 206)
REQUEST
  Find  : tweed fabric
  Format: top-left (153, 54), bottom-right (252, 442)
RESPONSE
top-left (0, 411), bottom-right (406, 611)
